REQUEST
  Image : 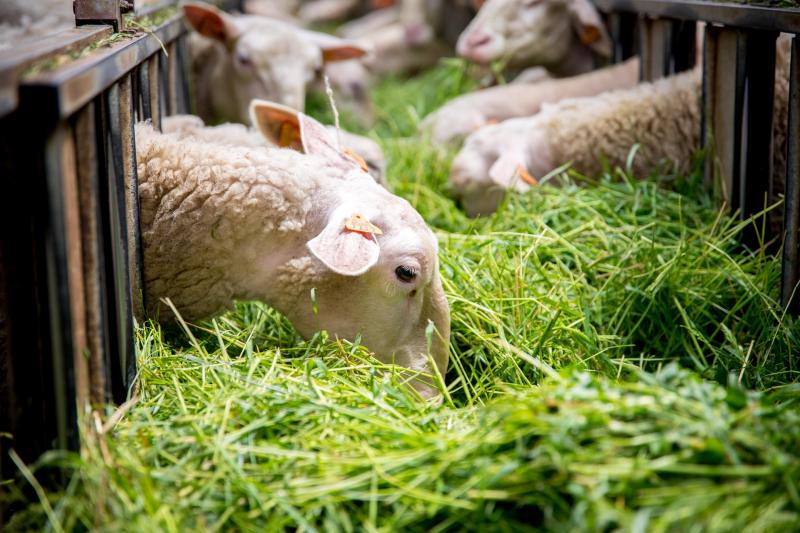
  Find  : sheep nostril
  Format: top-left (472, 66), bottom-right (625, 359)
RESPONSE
top-left (467, 32), bottom-right (492, 49)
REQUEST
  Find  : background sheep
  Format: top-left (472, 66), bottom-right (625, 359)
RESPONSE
top-left (450, 35), bottom-right (792, 217)
top-left (136, 101), bottom-right (449, 396)
top-left (161, 114), bottom-right (388, 186)
top-left (422, 57), bottom-right (639, 146)
top-left (456, 0), bottom-right (612, 75)
top-left (183, 2), bottom-right (369, 124)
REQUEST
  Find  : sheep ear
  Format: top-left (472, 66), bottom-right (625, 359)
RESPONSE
top-left (489, 150), bottom-right (535, 192)
top-left (250, 100), bottom-right (361, 169)
top-left (250, 100), bottom-right (304, 150)
top-left (568, 0), bottom-right (612, 57)
top-left (307, 207), bottom-right (380, 276)
top-left (183, 2), bottom-right (241, 43)
top-left (297, 29), bottom-right (372, 62)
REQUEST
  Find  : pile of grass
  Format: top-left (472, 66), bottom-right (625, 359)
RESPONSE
top-left (5, 60), bottom-right (800, 531)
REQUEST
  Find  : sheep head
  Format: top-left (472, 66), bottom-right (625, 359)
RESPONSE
top-left (456, 0), bottom-right (611, 70)
top-left (183, 2), bottom-right (369, 121)
top-left (250, 100), bottom-right (451, 397)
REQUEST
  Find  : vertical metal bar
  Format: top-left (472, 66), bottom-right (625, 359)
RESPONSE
top-left (43, 123), bottom-right (81, 451)
top-left (639, 17), bottom-right (671, 81)
top-left (159, 45), bottom-right (172, 117)
top-left (701, 24), bottom-right (717, 189)
top-left (148, 56), bottom-right (162, 130)
top-left (175, 34), bottom-right (191, 114)
top-left (782, 37), bottom-right (800, 313)
top-left (138, 63), bottom-right (152, 123)
top-left (703, 27), bottom-right (745, 206)
top-left (106, 81), bottom-right (137, 402)
top-left (73, 103), bottom-right (110, 406)
top-left (738, 30), bottom-right (777, 248)
top-left (119, 74), bottom-right (145, 322)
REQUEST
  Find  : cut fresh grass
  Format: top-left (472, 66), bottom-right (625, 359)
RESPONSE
top-left (5, 60), bottom-right (800, 531)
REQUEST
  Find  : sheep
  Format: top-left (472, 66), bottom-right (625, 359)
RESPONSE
top-left (456, 0), bottom-right (612, 75)
top-left (183, 2), bottom-right (369, 124)
top-left (135, 101), bottom-right (449, 397)
top-left (421, 57), bottom-right (640, 146)
top-left (449, 35), bottom-right (792, 217)
top-left (333, 0), bottom-right (473, 76)
top-left (161, 114), bottom-right (388, 187)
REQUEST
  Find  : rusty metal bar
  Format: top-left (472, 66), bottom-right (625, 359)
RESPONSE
top-left (105, 80), bottom-right (138, 401)
top-left (783, 37), bottom-right (800, 313)
top-left (74, 0), bottom-right (125, 32)
top-left (593, 0), bottom-right (800, 33)
top-left (73, 102), bottom-right (111, 407)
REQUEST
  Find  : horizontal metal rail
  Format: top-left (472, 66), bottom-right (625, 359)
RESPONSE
top-left (594, 0), bottom-right (800, 32)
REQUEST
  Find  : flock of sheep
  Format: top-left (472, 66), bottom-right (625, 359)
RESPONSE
top-left (2, 0), bottom-right (793, 397)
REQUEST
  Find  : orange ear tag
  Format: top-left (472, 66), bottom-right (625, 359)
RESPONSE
top-left (517, 165), bottom-right (539, 185)
top-left (345, 213), bottom-right (383, 236)
top-left (343, 148), bottom-right (369, 173)
top-left (580, 26), bottom-right (601, 45)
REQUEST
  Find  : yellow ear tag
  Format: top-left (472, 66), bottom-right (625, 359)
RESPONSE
top-left (517, 165), bottom-right (539, 185)
top-left (345, 213), bottom-right (383, 236)
top-left (343, 148), bottom-right (370, 173)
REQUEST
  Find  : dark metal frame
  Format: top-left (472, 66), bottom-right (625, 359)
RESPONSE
top-left (595, 0), bottom-right (800, 313)
top-left (0, 2), bottom-right (191, 500)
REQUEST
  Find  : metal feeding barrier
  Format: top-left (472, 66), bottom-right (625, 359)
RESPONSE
top-left (0, 0), bottom-right (206, 495)
top-left (594, 0), bottom-right (800, 313)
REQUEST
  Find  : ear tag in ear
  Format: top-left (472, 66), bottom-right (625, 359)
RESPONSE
top-left (343, 148), bottom-right (369, 173)
top-left (580, 26), bottom-right (601, 45)
top-left (345, 213), bottom-right (383, 236)
top-left (517, 165), bottom-right (539, 185)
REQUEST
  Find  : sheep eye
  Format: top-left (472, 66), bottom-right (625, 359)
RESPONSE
top-left (395, 265), bottom-right (417, 283)
top-left (236, 53), bottom-right (253, 68)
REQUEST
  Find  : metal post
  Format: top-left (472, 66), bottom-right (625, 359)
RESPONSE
top-left (74, 0), bottom-right (125, 31)
top-left (782, 37), bottom-right (800, 313)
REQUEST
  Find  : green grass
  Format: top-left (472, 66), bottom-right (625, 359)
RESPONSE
top-left (5, 59), bottom-right (800, 531)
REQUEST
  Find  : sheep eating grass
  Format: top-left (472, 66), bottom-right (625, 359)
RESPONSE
top-left (135, 102), bottom-right (450, 397)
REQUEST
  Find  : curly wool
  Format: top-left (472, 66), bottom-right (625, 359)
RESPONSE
top-left (135, 122), bottom-right (340, 319)
top-left (540, 35), bottom-right (791, 187)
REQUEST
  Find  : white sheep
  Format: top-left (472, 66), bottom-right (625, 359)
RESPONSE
top-left (183, 2), bottom-right (369, 124)
top-left (135, 101), bottom-right (449, 396)
top-left (450, 36), bottom-right (792, 217)
top-left (161, 114), bottom-right (388, 187)
top-left (422, 57), bottom-right (640, 146)
top-left (456, 0), bottom-right (613, 75)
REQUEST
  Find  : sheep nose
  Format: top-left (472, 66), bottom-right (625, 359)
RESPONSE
top-left (466, 31), bottom-right (492, 49)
